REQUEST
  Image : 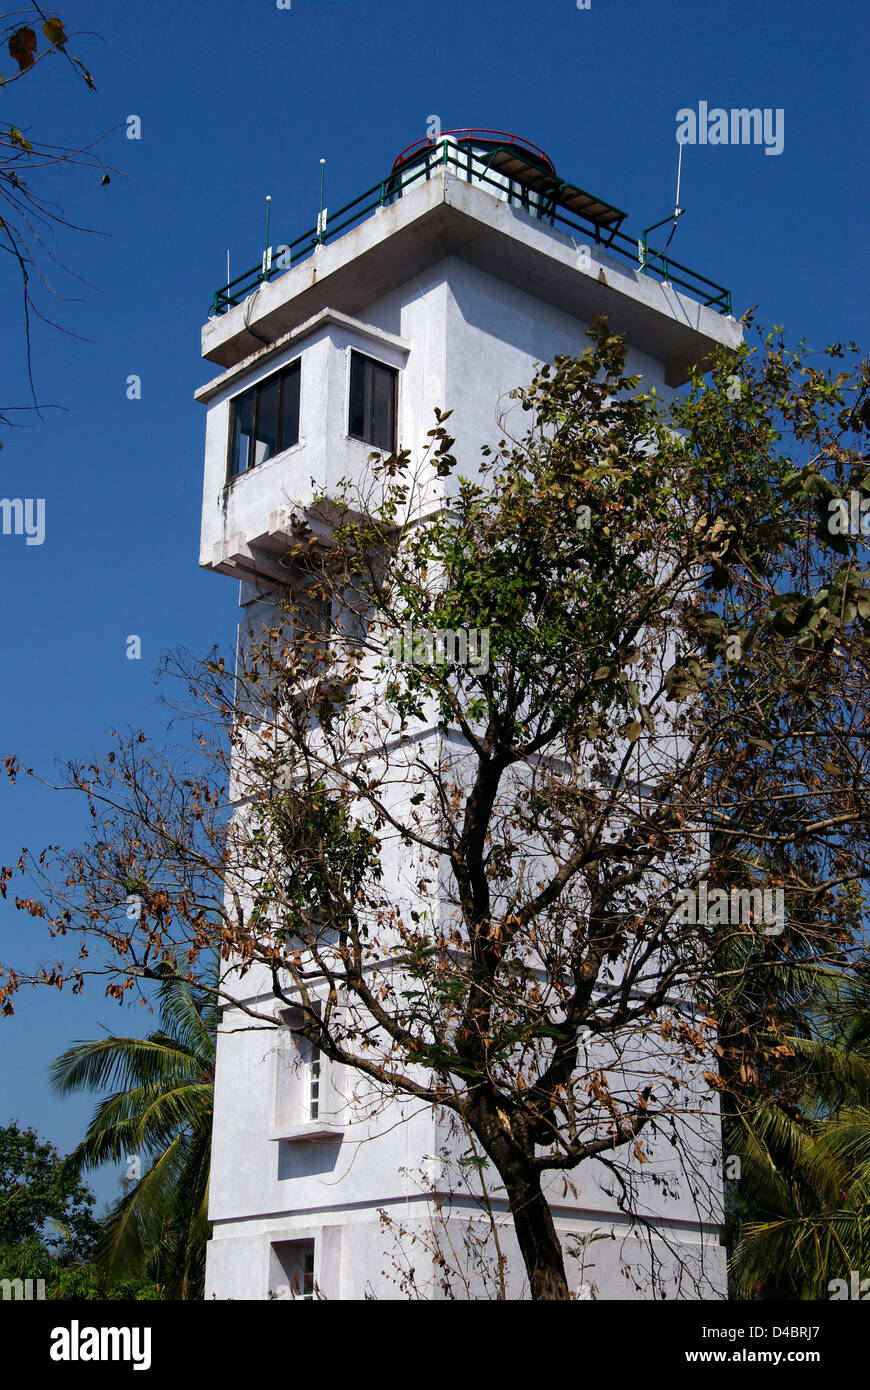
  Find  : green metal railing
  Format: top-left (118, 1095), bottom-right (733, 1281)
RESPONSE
top-left (210, 140), bottom-right (732, 319)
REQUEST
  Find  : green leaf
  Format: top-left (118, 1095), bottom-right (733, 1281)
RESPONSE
top-left (816, 518), bottom-right (851, 555)
top-left (8, 126), bottom-right (33, 153)
top-left (42, 17), bottom-right (67, 49)
top-left (696, 612), bottom-right (726, 641)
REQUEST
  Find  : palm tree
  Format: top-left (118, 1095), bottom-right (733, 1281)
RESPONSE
top-left (725, 962), bottom-right (870, 1298)
top-left (50, 961), bottom-right (218, 1299)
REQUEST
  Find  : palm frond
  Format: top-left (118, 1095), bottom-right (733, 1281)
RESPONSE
top-left (50, 957), bottom-right (219, 1298)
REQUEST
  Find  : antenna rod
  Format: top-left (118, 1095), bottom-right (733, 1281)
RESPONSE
top-left (263, 195), bottom-right (272, 281)
top-left (318, 158), bottom-right (326, 243)
top-left (640, 143), bottom-right (687, 275)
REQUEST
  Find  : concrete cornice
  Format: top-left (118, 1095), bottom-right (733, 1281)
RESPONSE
top-left (200, 167), bottom-right (741, 385)
top-left (195, 307), bottom-right (411, 404)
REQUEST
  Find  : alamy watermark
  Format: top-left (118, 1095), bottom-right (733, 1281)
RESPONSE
top-left (676, 103), bottom-right (784, 156)
top-left (385, 623), bottom-right (490, 675)
top-left (828, 1271), bottom-right (869, 1300)
top-left (675, 881), bottom-right (785, 935)
top-left (50, 1322), bottom-right (151, 1370)
top-left (1, 497), bottom-right (45, 545)
top-left (1, 1277), bottom-right (45, 1300)
top-left (827, 492), bottom-right (870, 537)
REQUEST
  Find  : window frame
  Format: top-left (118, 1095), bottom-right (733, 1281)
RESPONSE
top-left (347, 348), bottom-right (399, 453)
top-left (306, 1037), bottom-right (321, 1122)
top-left (269, 1239), bottom-right (316, 1300)
top-left (226, 356), bottom-right (302, 482)
top-left (271, 1005), bottom-right (343, 1141)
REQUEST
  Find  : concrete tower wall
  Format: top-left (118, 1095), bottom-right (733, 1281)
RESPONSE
top-left (198, 154), bottom-right (740, 1300)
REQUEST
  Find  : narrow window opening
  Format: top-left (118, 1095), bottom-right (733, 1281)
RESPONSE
top-left (270, 1239), bottom-right (316, 1300)
top-left (348, 350), bottom-right (397, 452)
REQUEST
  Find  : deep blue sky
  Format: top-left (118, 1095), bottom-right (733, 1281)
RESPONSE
top-left (1, 0), bottom-right (868, 1210)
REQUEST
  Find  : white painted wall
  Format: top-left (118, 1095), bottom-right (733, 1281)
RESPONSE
top-left (200, 178), bottom-right (731, 1302)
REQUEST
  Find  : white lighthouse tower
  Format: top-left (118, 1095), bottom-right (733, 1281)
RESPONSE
top-left (196, 131), bottom-right (742, 1300)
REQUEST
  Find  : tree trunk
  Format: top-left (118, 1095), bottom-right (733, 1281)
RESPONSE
top-left (503, 1169), bottom-right (571, 1300)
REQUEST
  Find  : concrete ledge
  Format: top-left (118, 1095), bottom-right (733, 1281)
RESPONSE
top-left (196, 307), bottom-right (411, 405)
top-left (269, 1122), bottom-right (344, 1143)
top-left (201, 169), bottom-right (741, 384)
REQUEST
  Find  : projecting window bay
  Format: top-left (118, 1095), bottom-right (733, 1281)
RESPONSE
top-left (226, 347), bottom-right (400, 482)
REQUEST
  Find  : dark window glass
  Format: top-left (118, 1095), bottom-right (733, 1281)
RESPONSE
top-left (370, 364), bottom-right (395, 452)
top-left (348, 358), bottom-right (367, 441)
top-left (230, 389), bottom-right (255, 477)
top-left (280, 365), bottom-right (300, 452)
top-left (348, 350), bottom-right (397, 452)
top-left (254, 375), bottom-right (280, 468)
top-left (229, 360), bottom-right (301, 479)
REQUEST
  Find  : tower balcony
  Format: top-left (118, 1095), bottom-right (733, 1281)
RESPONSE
top-left (197, 132), bottom-right (742, 587)
top-left (203, 131), bottom-right (736, 373)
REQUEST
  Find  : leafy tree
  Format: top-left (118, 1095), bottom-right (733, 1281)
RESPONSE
top-left (2, 318), bottom-right (869, 1299)
top-left (0, 1233), bottom-right (161, 1299)
top-left (0, 1119), bottom-right (99, 1259)
top-left (49, 962), bottom-right (218, 1299)
top-left (0, 1118), bottom-right (160, 1296)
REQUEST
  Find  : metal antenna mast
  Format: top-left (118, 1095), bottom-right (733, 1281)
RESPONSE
top-left (639, 141), bottom-right (687, 276)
